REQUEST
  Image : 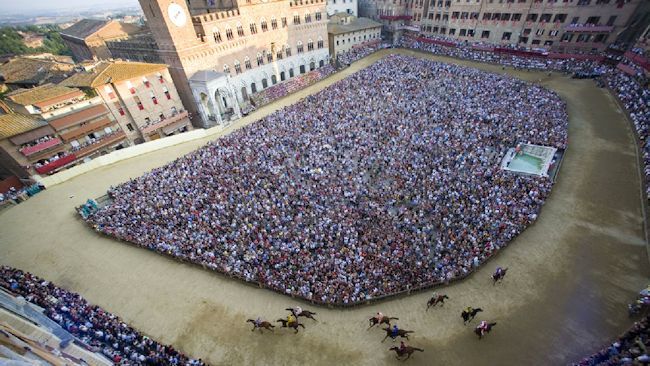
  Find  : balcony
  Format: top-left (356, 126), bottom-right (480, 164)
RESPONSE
top-left (564, 24), bottom-right (614, 33)
top-left (59, 117), bottom-right (113, 142)
top-left (35, 154), bottom-right (77, 175)
top-left (19, 138), bottom-right (63, 157)
top-left (73, 131), bottom-right (127, 158)
top-left (380, 15), bottom-right (412, 21)
top-left (49, 104), bottom-right (110, 131)
top-left (141, 111), bottom-right (189, 135)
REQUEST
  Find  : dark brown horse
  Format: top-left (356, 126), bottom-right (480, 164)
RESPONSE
top-left (461, 308), bottom-right (483, 325)
top-left (276, 319), bottom-right (306, 333)
top-left (246, 319), bottom-right (275, 332)
top-left (389, 346), bottom-right (424, 360)
top-left (492, 268), bottom-right (508, 285)
top-left (368, 316), bottom-right (399, 329)
top-left (474, 322), bottom-right (497, 339)
top-left (426, 294), bottom-right (449, 310)
top-left (381, 327), bottom-right (414, 342)
top-left (286, 308), bottom-right (318, 322)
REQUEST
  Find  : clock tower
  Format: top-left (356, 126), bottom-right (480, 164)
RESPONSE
top-left (138, 0), bottom-right (206, 126)
top-left (139, 0), bottom-right (200, 51)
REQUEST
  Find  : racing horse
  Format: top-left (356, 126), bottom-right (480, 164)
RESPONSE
top-left (246, 319), bottom-right (275, 332)
top-left (474, 322), bottom-right (497, 340)
top-left (368, 315), bottom-right (399, 329)
top-left (492, 267), bottom-right (508, 285)
top-left (389, 345), bottom-right (424, 360)
top-left (286, 308), bottom-right (318, 322)
top-left (276, 319), bottom-right (306, 333)
top-left (426, 294), bottom-right (449, 310)
top-left (381, 327), bottom-right (414, 342)
top-left (461, 308), bottom-right (483, 325)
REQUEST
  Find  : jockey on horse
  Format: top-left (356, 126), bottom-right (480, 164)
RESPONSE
top-left (391, 324), bottom-right (399, 338)
top-left (478, 320), bottom-right (489, 336)
top-left (293, 306), bottom-right (303, 317)
top-left (376, 311), bottom-right (384, 323)
top-left (287, 313), bottom-right (297, 326)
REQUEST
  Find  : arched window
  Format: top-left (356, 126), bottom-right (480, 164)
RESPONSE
top-left (212, 28), bottom-right (222, 43)
top-left (271, 16), bottom-right (278, 29)
top-left (237, 23), bottom-right (245, 37)
top-left (250, 22), bottom-right (258, 34)
top-left (285, 45), bottom-right (292, 57)
top-left (256, 52), bottom-right (264, 66)
top-left (223, 64), bottom-right (230, 74)
top-left (225, 27), bottom-right (234, 40)
top-left (261, 19), bottom-right (268, 32)
top-left (234, 60), bottom-right (242, 74)
top-left (244, 56), bottom-right (252, 70)
top-left (305, 12), bottom-right (312, 23)
top-left (266, 51), bottom-right (273, 63)
top-left (297, 41), bottom-right (304, 54)
top-left (307, 39), bottom-right (314, 51)
top-left (317, 37), bottom-right (324, 49)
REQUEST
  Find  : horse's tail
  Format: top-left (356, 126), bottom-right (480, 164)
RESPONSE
top-left (490, 322), bottom-right (497, 327)
top-left (404, 330), bottom-right (415, 334)
top-left (413, 348), bottom-right (424, 352)
top-left (389, 317), bottom-right (399, 320)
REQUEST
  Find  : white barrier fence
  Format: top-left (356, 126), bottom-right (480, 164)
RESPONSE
top-left (35, 125), bottom-right (227, 187)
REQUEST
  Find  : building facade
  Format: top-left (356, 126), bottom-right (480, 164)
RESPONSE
top-left (328, 13), bottom-right (382, 57)
top-left (359, 0), bottom-right (643, 51)
top-left (2, 84), bottom-right (130, 176)
top-left (138, 0), bottom-right (330, 128)
top-left (327, 0), bottom-right (359, 16)
top-left (60, 19), bottom-right (145, 62)
top-left (61, 61), bottom-right (192, 143)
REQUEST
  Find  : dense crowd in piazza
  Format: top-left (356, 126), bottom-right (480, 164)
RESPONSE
top-left (337, 36), bottom-right (649, 196)
top-left (574, 316), bottom-right (650, 365)
top-left (84, 54), bottom-right (568, 305)
top-left (0, 266), bottom-right (205, 365)
top-left (250, 65), bottom-right (335, 107)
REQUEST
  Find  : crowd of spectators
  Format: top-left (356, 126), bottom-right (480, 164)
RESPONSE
top-left (399, 35), bottom-right (607, 74)
top-left (250, 65), bottom-right (335, 107)
top-left (573, 317), bottom-right (649, 365)
top-left (84, 55), bottom-right (567, 305)
top-left (0, 266), bottom-right (205, 365)
top-left (337, 42), bottom-right (391, 68)
top-left (396, 34), bottom-right (649, 198)
top-left (602, 66), bottom-right (650, 196)
top-left (0, 183), bottom-right (45, 208)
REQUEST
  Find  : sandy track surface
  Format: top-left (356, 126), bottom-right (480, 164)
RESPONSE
top-left (0, 49), bottom-right (648, 365)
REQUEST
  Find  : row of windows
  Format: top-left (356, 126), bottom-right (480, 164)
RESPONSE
top-left (336, 32), bottom-right (381, 46)
top-left (246, 60), bottom-right (327, 94)
top-left (425, 26), bottom-right (609, 44)
top-left (429, 0), bottom-right (622, 5)
top-left (211, 13), bottom-right (323, 43)
top-left (224, 41), bottom-right (325, 75)
top-left (429, 12), bottom-right (616, 26)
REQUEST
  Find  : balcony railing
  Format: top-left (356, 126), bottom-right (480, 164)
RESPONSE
top-left (59, 117), bottom-right (113, 142)
top-left (74, 131), bottom-right (127, 158)
top-left (141, 111), bottom-right (189, 135)
top-left (34, 154), bottom-right (77, 175)
top-left (19, 138), bottom-right (62, 156)
top-left (564, 24), bottom-right (614, 33)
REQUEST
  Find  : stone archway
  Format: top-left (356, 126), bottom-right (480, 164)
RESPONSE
top-left (215, 88), bottom-right (236, 121)
top-left (200, 92), bottom-right (217, 122)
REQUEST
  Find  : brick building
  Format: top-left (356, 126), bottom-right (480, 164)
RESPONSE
top-left (2, 84), bottom-right (129, 176)
top-left (138, 0), bottom-right (330, 128)
top-left (61, 61), bottom-right (192, 143)
top-left (328, 13), bottom-right (382, 57)
top-left (60, 19), bottom-right (145, 62)
top-left (359, 0), bottom-right (643, 51)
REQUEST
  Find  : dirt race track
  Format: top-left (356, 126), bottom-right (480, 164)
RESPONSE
top-left (0, 49), bottom-right (648, 365)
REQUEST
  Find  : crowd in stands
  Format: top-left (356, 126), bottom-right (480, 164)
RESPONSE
top-left (84, 55), bottom-right (567, 305)
top-left (392, 34), bottom-right (648, 199)
top-left (574, 317), bottom-right (649, 365)
top-left (19, 135), bottom-right (56, 151)
top-left (337, 42), bottom-right (391, 68)
top-left (0, 183), bottom-right (45, 207)
top-left (250, 65), bottom-right (335, 107)
top-left (0, 266), bottom-right (205, 365)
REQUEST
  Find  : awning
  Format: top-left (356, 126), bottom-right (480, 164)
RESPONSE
top-left (9, 125), bottom-right (56, 145)
top-left (162, 119), bottom-right (190, 135)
